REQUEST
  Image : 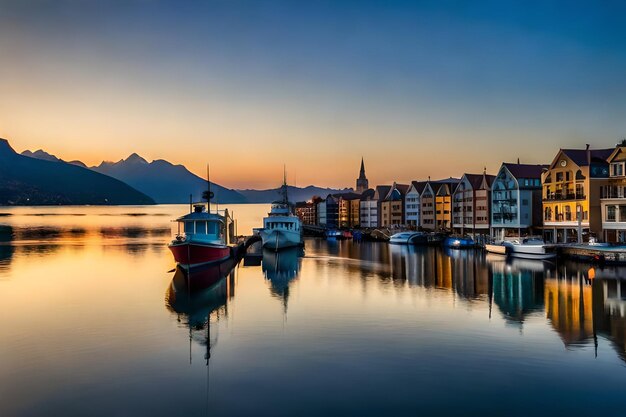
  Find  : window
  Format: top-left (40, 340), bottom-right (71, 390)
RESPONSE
top-left (185, 221), bottom-right (194, 234)
top-left (196, 221), bottom-right (207, 234)
top-left (522, 199), bottom-right (528, 206)
top-left (607, 205), bottom-right (617, 222)
top-left (611, 163), bottom-right (624, 177)
top-left (556, 172), bottom-right (563, 182)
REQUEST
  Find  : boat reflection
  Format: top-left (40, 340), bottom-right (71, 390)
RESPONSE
top-left (262, 247), bottom-right (303, 305)
top-left (0, 224), bottom-right (14, 273)
top-left (165, 261), bottom-right (238, 362)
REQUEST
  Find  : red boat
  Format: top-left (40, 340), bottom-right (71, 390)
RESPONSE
top-left (168, 203), bottom-right (236, 269)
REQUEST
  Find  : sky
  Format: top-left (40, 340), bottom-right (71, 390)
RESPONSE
top-left (1, 0), bottom-right (626, 189)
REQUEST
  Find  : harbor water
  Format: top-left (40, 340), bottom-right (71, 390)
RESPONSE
top-left (1, 204), bottom-right (626, 416)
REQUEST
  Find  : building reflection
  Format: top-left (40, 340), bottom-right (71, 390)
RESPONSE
top-left (262, 247), bottom-right (303, 309)
top-left (489, 257), bottom-right (546, 326)
top-left (545, 262), bottom-right (626, 361)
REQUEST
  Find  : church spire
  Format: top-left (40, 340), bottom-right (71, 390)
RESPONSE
top-left (356, 157), bottom-right (369, 193)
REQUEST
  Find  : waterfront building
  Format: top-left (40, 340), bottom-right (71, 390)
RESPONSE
top-left (405, 181), bottom-right (428, 228)
top-left (295, 196), bottom-right (322, 225)
top-left (491, 162), bottom-right (545, 239)
top-left (316, 198), bottom-right (327, 226)
top-left (542, 146), bottom-right (612, 243)
top-left (600, 144), bottom-right (626, 242)
top-left (337, 192), bottom-right (362, 228)
top-left (434, 178), bottom-right (459, 231)
top-left (373, 185), bottom-right (392, 227)
top-left (356, 157), bottom-right (369, 193)
top-left (325, 194), bottom-right (340, 229)
top-left (295, 201), bottom-right (315, 225)
top-left (420, 182), bottom-right (436, 230)
top-left (380, 182), bottom-right (410, 226)
top-left (359, 189), bottom-right (378, 228)
top-left (452, 171), bottom-right (495, 237)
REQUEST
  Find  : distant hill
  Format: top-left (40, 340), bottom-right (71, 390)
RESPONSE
top-left (2, 139), bottom-right (155, 205)
top-left (237, 185), bottom-right (354, 203)
top-left (20, 146), bottom-right (352, 204)
top-left (90, 154), bottom-right (247, 204)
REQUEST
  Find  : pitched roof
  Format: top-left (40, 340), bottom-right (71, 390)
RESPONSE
top-left (360, 188), bottom-right (376, 200)
top-left (462, 173), bottom-right (496, 190)
top-left (384, 183), bottom-right (410, 201)
top-left (560, 148), bottom-right (613, 166)
top-left (502, 163), bottom-right (547, 178)
top-left (374, 185), bottom-right (391, 201)
top-left (410, 180), bottom-right (429, 194)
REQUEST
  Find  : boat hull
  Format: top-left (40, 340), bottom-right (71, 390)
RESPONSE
top-left (260, 229), bottom-right (302, 251)
top-left (505, 243), bottom-right (556, 260)
top-left (485, 244), bottom-right (507, 255)
top-left (168, 241), bottom-right (231, 268)
top-left (389, 232), bottom-right (428, 245)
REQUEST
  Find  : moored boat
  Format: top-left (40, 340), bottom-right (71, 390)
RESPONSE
top-left (259, 172), bottom-right (303, 251)
top-left (168, 203), bottom-right (237, 269)
top-left (443, 236), bottom-right (475, 249)
top-left (504, 237), bottom-right (556, 260)
top-left (485, 242), bottom-right (507, 255)
top-left (389, 231), bottom-right (428, 245)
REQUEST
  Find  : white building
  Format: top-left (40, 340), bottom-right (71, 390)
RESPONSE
top-left (359, 189), bottom-right (378, 228)
top-left (405, 181), bottom-right (428, 228)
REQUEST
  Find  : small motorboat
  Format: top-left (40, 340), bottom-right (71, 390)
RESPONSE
top-left (504, 237), bottom-right (556, 260)
top-left (389, 231), bottom-right (428, 245)
top-left (443, 236), bottom-right (475, 249)
top-left (485, 242), bottom-right (507, 255)
top-left (325, 229), bottom-right (342, 239)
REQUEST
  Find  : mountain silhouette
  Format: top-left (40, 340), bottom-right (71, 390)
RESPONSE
top-left (236, 185), bottom-right (354, 203)
top-left (2, 139), bottom-right (155, 205)
top-left (91, 154), bottom-right (247, 204)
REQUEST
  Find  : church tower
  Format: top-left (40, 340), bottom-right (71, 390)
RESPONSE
top-left (356, 157), bottom-right (369, 193)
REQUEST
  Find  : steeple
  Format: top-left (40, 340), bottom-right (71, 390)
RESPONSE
top-left (356, 157), bottom-right (369, 193)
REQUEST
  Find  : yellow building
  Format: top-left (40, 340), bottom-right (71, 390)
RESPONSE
top-left (542, 147), bottom-right (612, 243)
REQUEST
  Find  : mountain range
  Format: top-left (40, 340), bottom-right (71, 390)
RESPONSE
top-left (15, 145), bottom-right (352, 204)
top-left (0, 139), bottom-right (154, 205)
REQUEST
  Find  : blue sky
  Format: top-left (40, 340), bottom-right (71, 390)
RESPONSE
top-left (1, 0), bottom-right (625, 188)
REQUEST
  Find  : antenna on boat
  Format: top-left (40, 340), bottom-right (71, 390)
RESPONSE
top-left (283, 164), bottom-right (289, 205)
top-left (207, 164), bottom-right (211, 214)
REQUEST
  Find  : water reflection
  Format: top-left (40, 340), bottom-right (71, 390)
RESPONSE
top-left (489, 257), bottom-right (546, 326)
top-left (165, 263), bottom-right (238, 357)
top-left (262, 247), bottom-right (303, 306)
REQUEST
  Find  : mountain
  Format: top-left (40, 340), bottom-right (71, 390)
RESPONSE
top-left (91, 154), bottom-right (247, 204)
top-left (1, 139), bottom-right (155, 205)
top-left (237, 185), bottom-right (354, 203)
top-left (21, 149), bottom-right (61, 162)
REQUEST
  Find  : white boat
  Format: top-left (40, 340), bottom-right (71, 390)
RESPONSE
top-left (485, 242), bottom-right (507, 255)
top-left (389, 232), bottom-right (427, 245)
top-left (504, 238), bottom-right (556, 260)
top-left (259, 173), bottom-right (302, 251)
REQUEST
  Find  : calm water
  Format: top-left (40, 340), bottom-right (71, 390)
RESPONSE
top-left (1, 204), bottom-right (626, 416)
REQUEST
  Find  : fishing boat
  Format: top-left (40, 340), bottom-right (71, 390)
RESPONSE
top-left (504, 237), bottom-right (556, 260)
top-left (168, 203), bottom-right (238, 269)
top-left (389, 231), bottom-right (428, 245)
top-left (259, 170), bottom-right (302, 251)
top-left (168, 167), bottom-right (238, 270)
top-left (443, 236), bottom-right (475, 249)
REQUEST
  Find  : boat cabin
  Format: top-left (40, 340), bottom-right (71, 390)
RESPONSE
top-left (176, 204), bottom-right (226, 243)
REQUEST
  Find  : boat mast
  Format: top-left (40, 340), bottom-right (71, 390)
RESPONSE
top-left (207, 164), bottom-right (211, 214)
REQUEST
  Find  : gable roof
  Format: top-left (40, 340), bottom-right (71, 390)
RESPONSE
top-left (607, 146), bottom-right (626, 163)
top-left (462, 173), bottom-right (496, 190)
top-left (360, 188), bottom-right (376, 201)
top-left (374, 185), bottom-right (391, 201)
top-left (559, 148), bottom-right (613, 167)
top-left (502, 163), bottom-right (547, 179)
top-left (384, 183), bottom-right (410, 201)
top-left (410, 180), bottom-right (429, 194)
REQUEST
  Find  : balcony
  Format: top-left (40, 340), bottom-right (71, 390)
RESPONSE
top-left (544, 193), bottom-right (585, 201)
